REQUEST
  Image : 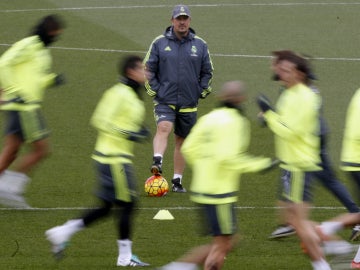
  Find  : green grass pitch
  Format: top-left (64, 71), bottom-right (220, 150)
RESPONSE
top-left (0, 0), bottom-right (359, 269)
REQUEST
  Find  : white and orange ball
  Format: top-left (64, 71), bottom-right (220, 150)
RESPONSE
top-left (144, 175), bottom-right (169, 197)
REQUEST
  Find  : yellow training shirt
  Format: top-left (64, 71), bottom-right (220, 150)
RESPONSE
top-left (181, 107), bottom-right (271, 205)
top-left (263, 83), bottom-right (321, 171)
top-left (0, 35), bottom-right (57, 111)
top-left (340, 88), bottom-right (360, 171)
top-left (90, 82), bottom-right (145, 164)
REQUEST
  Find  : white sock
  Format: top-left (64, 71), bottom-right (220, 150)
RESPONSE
top-left (161, 262), bottom-right (199, 270)
top-left (173, 174), bottom-right (182, 182)
top-left (4, 170), bottom-right (28, 178)
top-left (311, 259), bottom-right (331, 270)
top-left (323, 240), bottom-right (353, 255)
top-left (117, 239), bottom-right (132, 265)
top-left (63, 219), bottom-right (84, 235)
top-left (0, 170), bottom-right (30, 194)
top-left (320, 221), bottom-right (343, 235)
top-left (353, 246), bottom-right (360, 263)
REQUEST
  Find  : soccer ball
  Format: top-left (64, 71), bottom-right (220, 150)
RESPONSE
top-left (144, 175), bottom-right (169, 197)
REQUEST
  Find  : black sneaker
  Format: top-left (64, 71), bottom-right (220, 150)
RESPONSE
top-left (171, 178), bottom-right (186, 193)
top-left (150, 156), bottom-right (162, 175)
top-left (269, 225), bottom-right (296, 239)
top-left (350, 224), bottom-right (360, 241)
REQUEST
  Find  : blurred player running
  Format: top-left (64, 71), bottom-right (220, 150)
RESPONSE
top-left (0, 14), bottom-right (66, 208)
top-left (45, 55), bottom-right (149, 267)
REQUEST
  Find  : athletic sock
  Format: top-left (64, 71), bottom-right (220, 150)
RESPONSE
top-left (311, 259), bottom-right (331, 270)
top-left (320, 221), bottom-right (343, 235)
top-left (2, 170), bottom-right (30, 194)
top-left (353, 246), bottom-right (360, 263)
top-left (160, 262), bottom-right (199, 270)
top-left (322, 240), bottom-right (353, 255)
top-left (63, 219), bottom-right (84, 235)
top-left (117, 239), bottom-right (132, 265)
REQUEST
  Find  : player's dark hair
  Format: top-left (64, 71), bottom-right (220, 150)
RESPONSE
top-left (272, 50), bottom-right (295, 64)
top-left (272, 50), bottom-right (315, 84)
top-left (120, 55), bottom-right (143, 77)
top-left (31, 14), bottom-right (65, 46)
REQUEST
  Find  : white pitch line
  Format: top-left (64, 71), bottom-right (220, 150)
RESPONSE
top-left (0, 206), bottom-right (348, 211)
top-left (1, 3), bottom-right (360, 13)
top-left (1, 43), bottom-right (359, 62)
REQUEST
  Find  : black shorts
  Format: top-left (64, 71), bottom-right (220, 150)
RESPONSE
top-left (278, 169), bottom-right (313, 203)
top-left (4, 109), bottom-right (50, 142)
top-left (198, 203), bottom-right (237, 236)
top-left (153, 104), bottom-right (197, 138)
top-left (94, 161), bottom-right (138, 203)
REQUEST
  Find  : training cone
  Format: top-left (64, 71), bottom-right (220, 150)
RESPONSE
top-left (153, 209), bottom-right (174, 220)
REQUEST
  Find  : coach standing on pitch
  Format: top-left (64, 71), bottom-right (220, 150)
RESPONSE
top-left (144, 4), bottom-right (214, 193)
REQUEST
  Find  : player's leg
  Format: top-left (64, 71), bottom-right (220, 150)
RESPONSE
top-left (152, 120), bottom-right (172, 172)
top-left (0, 133), bottom-right (24, 206)
top-left (270, 170), bottom-right (296, 238)
top-left (73, 161), bottom-right (116, 225)
top-left (347, 171), bottom-right (360, 241)
top-left (172, 134), bottom-right (186, 192)
top-left (203, 203), bottom-right (237, 270)
top-left (115, 200), bottom-right (135, 264)
top-left (158, 242), bottom-right (213, 269)
top-left (115, 201), bottom-right (148, 267)
top-left (176, 245), bottom-right (213, 265)
top-left (45, 199), bottom-right (112, 258)
top-left (287, 203), bottom-right (321, 255)
top-left (318, 212), bottom-right (360, 244)
top-left (286, 203), bottom-right (332, 270)
top-left (171, 111), bottom-right (196, 193)
top-left (173, 134), bottom-right (185, 175)
top-left (0, 134), bottom-right (22, 173)
top-left (0, 110), bottom-right (50, 207)
top-left (82, 200), bottom-right (113, 225)
top-left (113, 163), bottom-right (149, 267)
top-left (204, 235), bottom-right (234, 270)
top-left (157, 206), bottom-right (211, 270)
top-left (0, 111), bottom-right (25, 173)
top-left (158, 203), bottom-right (237, 270)
top-left (151, 104), bottom-right (175, 175)
top-left (14, 137), bottom-right (50, 173)
top-left (349, 171), bottom-right (360, 211)
top-left (314, 158), bottom-right (360, 241)
top-left (45, 161), bottom-right (116, 258)
top-left (270, 203), bottom-right (296, 238)
top-left (283, 170), bottom-right (331, 269)
top-left (269, 169), bottom-right (311, 239)
top-left (1, 137), bottom-right (50, 208)
top-left (0, 170), bottom-right (30, 208)
top-left (316, 153), bottom-right (359, 214)
top-left (12, 109), bottom-right (51, 173)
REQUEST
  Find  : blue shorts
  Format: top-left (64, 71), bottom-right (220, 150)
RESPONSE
top-left (198, 203), bottom-right (237, 236)
top-left (278, 169), bottom-right (313, 203)
top-left (4, 109), bottom-right (50, 143)
top-left (153, 104), bottom-right (197, 138)
top-left (94, 161), bottom-right (138, 203)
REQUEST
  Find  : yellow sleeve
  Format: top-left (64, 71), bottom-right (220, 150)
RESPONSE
top-left (182, 109), bottom-right (272, 173)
